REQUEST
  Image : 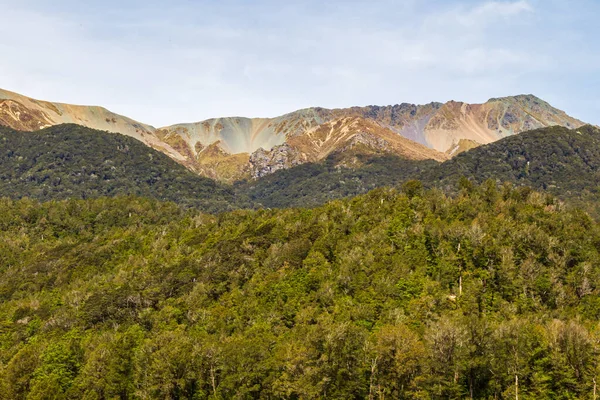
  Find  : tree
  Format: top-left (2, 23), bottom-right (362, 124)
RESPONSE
top-left (368, 324), bottom-right (426, 399)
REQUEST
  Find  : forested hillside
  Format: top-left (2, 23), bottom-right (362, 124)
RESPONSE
top-left (236, 153), bottom-right (436, 208)
top-left (2, 185), bottom-right (600, 399)
top-left (418, 125), bottom-right (600, 214)
top-left (239, 125), bottom-right (600, 213)
top-left (4, 124), bottom-right (600, 216)
top-left (0, 124), bottom-right (245, 212)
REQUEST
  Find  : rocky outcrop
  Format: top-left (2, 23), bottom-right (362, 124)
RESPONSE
top-left (249, 143), bottom-right (306, 179)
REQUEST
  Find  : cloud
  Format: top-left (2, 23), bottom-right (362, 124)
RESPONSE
top-left (456, 1), bottom-right (532, 27)
top-left (0, 0), bottom-right (597, 126)
top-left (426, 0), bottom-right (534, 30)
top-left (469, 0), bottom-right (533, 18)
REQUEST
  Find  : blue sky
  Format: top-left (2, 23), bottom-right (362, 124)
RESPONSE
top-left (0, 0), bottom-right (598, 127)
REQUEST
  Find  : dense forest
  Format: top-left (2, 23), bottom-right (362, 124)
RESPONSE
top-left (418, 125), bottom-right (600, 216)
top-left (236, 153), bottom-right (436, 209)
top-left (0, 124), bottom-right (245, 212)
top-left (239, 125), bottom-right (600, 213)
top-left (2, 184), bottom-right (600, 399)
top-left (3, 124), bottom-right (600, 216)
top-left (3, 123), bottom-right (600, 398)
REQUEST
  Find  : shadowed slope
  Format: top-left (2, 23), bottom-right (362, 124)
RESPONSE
top-left (0, 124), bottom-right (246, 212)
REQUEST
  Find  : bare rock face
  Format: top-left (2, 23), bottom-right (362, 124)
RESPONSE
top-left (0, 99), bottom-right (54, 131)
top-left (249, 116), bottom-right (449, 178)
top-left (250, 144), bottom-right (305, 179)
top-left (0, 88), bottom-right (586, 182)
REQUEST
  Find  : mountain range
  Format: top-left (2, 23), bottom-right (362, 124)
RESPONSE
top-left (0, 88), bottom-right (584, 182)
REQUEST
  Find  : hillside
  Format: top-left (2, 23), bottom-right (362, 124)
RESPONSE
top-left (0, 124), bottom-right (244, 212)
top-left (4, 123), bottom-right (600, 216)
top-left (0, 89), bottom-right (192, 164)
top-left (237, 154), bottom-right (437, 208)
top-left (238, 124), bottom-right (600, 213)
top-left (1, 187), bottom-right (600, 398)
top-left (418, 124), bottom-right (600, 213)
top-left (0, 88), bottom-right (584, 181)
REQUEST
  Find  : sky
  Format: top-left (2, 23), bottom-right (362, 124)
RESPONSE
top-left (0, 0), bottom-right (598, 127)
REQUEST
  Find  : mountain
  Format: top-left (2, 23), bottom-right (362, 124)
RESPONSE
top-left (249, 116), bottom-right (447, 178)
top-left (159, 95), bottom-right (584, 180)
top-left (0, 88), bottom-right (198, 168)
top-left (311, 95), bottom-right (584, 150)
top-left (154, 112), bottom-right (449, 180)
top-left (0, 88), bottom-right (585, 181)
top-left (0, 124), bottom-right (245, 212)
top-left (416, 95), bottom-right (583, 152)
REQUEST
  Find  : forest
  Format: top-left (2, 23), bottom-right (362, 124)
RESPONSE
top-left (0, 124), bottom-right (244, 213)
top-left (242, 125), bottom-right (600, 215)
top-left (4, 124), bottom-right (600, 217)
top-left (2, 183), bottom-right (600, 399)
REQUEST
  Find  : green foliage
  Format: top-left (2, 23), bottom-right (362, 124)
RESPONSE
top-left (418, 125), bottom-right (600, 216)
top-left (4, 124), bottom-right (600, 218)
top-left (402, 179), bottom-right (424, 199)
top-left (1, 185), bottom-right (600, 398)
top-left (5, 123), bottom-right (600, 398)
top-left (0, 124), bottom-right (246, 212)
top-left (235, 154), bottom-right (436, 208)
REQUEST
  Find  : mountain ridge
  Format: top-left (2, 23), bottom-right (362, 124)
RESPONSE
top-left (0, 88), bottom-right (585, 181)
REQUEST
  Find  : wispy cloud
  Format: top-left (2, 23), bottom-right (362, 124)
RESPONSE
top-left (467, 0), bottom-right (533, 19)
top-left (428, 0), bottom-right (533, 29)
